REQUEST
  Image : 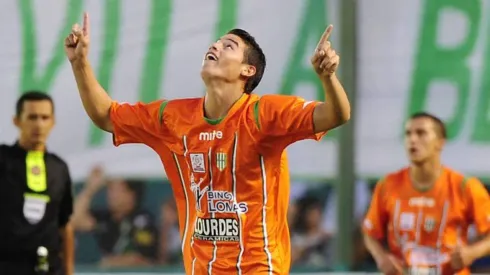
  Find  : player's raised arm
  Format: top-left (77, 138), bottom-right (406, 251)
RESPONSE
top-left (65, 13), bottom-right (114, 132)
top-left (310, 25), bottom-right (351, 132)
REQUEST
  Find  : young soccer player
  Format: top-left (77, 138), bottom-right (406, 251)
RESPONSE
top-left (65, 13), bottom-right (350, 274)
top-left (363, 113), bottom-right (490, 275)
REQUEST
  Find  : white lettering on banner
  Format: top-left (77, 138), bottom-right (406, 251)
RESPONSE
top-left (2, 0), bottom-right (490, 181)
top-left (199, 131), bottom-right (223, 141)
top-left (193, 218), bottom-right (240, 242)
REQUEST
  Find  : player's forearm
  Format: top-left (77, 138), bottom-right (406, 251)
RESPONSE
top-left (313, 73), bottom-right (351, 132)
top-left (60, 223), bottom-right (75, 275)
top-left (321, 73), bottom-right (350, 123)
top-left (71, 58), bottom-right (114, 132)
top-left (363, 234), bottom-right (388, 265)
top-left (468, 234), bottom-right (490, 260)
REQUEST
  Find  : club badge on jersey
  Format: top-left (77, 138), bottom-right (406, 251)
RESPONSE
top-left (190, 153), bottom-right (206, 173)
top-left (24, 151), bottom-right (49, 224)
top-left (216, 152), bottom-right (227, 171)
top-left (424, 217), bottom-right (436, 232)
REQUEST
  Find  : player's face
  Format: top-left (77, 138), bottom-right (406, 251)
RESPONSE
top-left (107, 180), bottom-right (135, 213)
top-left (14, 100), bottom-right (54, 146)
top-left (404, 118), bottom-right (443, 164)
top-left (201, 34), bottom-right (256, 84)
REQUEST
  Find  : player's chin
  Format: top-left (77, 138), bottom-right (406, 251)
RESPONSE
top-left (200, 67), bottom-right (222, 80)
top-left (408, 155), bottom-right (427, 166)
top-left (30, 136), bottom-right (47, 146)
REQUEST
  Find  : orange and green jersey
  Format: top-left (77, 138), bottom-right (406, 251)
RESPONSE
top-left (110, 93), bottom-right (326, 274)
top-left (363, 167), bottom-right (490, 275)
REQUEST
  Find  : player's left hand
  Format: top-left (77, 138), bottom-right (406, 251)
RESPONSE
top-left (450, 245), bottom-right (475, 271)
top-left (311, 25), bottom-right (339, 78)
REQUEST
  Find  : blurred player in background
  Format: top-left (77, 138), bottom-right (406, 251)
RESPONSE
top-left (65, 12), bottom-right (350, 274)
top-left (0, 92), bottom-right (74, 275)
top-left (363, 112), bottom-right (490, 275)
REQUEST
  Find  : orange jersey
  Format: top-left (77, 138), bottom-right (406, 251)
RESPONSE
top-left (110, 93), bottom-right (326, 274)
top-left (363, 167), bottom-right (490, 275)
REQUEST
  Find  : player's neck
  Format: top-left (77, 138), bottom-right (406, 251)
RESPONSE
top-left (17, 138), bottom-right (45, 152)
top-left (410, 158), bottom-right (442, 191)
top-left (204, 83), bottom-right (244, 120)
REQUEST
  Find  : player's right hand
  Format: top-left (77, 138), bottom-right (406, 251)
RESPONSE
top-left (376, 253), bottom-right (404, 275)
top-left (64, 12), bottom-right (90, 63)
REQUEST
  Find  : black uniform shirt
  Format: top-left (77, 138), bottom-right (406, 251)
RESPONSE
top-left (0, 142), bottom-right (73, 265)
top-left (91, 209), bottom-right (158, 261)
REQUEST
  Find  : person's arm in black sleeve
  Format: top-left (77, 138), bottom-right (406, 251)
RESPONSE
top-left (59, 163), bottom-right (74, 275)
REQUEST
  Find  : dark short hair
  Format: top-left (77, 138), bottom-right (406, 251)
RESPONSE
top-left (16, 91), bottom-right (54, 117)
top-left (228, 29), bottom-right (266, 94)
top-left (410, 112), bottom-right (447, 139)
top-left (123, 179), bottom-right (145, 207)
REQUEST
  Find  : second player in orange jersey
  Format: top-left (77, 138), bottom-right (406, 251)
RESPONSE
top-left (363, 113), bottom-right (490, 275)
top-left (65, 13), bottom-right (350, 274)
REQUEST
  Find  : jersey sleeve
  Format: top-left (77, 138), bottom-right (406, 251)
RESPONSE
top-left (255, 95), bottom-right (326, 145)
top-left (110, 100), bottom-right (168, 146)
top-left (464, 178), bottom-right (490, 235)
top-left (362, 179), bottom-right (388, 240)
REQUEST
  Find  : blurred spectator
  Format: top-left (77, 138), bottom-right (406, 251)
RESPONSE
top-left (322, 179), bottom-right (371, 235)
top-left (322, 179), bottom-right (372, 268)
top-left (158, 198), bottom-right (181, 264)
top-left (291, 197), bottom-right (329, 267)
top-left (72, 167), bottom-right (158, 267)
top-left (288, 200), bottom-right (299, 229)
top-left (288, 181), bottom-right (308, 230)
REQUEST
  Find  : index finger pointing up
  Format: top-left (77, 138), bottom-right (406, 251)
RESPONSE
top-left (316, 25), bottom-right (333, 50)
top-left (82, 12), bottom-right (90, 36)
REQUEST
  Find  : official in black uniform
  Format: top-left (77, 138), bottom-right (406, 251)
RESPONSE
top-left (0, 91), bottom-right (74, 275)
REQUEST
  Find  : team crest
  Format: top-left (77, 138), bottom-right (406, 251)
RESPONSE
top-left (216, 152), bottom-right (227, 171)
top-left (424, 217), bottom-right (436, 232)
top-left (31, 166), bottom-right (41, 175)
top-left (190, 153), bottom-right (206, 173)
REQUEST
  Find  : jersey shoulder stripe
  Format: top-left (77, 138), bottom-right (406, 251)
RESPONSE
top-left (158, 98), bottom-right (202, 122)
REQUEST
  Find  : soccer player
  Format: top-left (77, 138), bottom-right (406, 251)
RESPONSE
top-left (0, 91), bottom-right (74, 275)
top-left (65, 13), bottom-right (350, 274)
top-left (363, 112), bottom-right (490, 275)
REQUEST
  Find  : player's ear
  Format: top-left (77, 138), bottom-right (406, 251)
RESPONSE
top-left (439, 138), bottom-right (446, 150)
top-left (241, 64), bottom-right (256, 78)
top-left (12, 115), bottom-right (20, 128)
top-left (436, 137), bottom-right (445, 151)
